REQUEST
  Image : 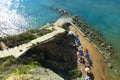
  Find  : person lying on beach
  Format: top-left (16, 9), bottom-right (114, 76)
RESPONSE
top-left (87, 72), bottom-right (94, 80)
top-left (79, 56), bottom-right (85, 64)
top-left (76, 49), bottom-right (83, 59)
top-left (85, 66), bottom-right (91, 74)
top-left (76, 50), bottom-right (80, 58)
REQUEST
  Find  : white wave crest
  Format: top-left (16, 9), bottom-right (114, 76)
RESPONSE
top-left (0, 0), bottom-right (27, 37)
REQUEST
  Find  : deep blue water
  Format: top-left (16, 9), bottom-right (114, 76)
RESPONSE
top-left (0, 0), bottom-right (120, 63)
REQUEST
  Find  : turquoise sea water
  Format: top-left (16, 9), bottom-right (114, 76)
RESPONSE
top-left (0, 0), bottom-right (120, 67)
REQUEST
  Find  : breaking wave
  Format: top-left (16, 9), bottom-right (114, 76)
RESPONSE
top-left (0, 0), bottom-right (27, 37)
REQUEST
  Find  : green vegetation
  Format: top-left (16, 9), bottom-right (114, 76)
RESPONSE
top-left (0, 56), bottom-right (15, 78)
top-left (47, 29), bottom-right (53, 33)
top-left (0, 33), bottom-right (37, 48)
top-left (14, 64), bottom-right (38, 75)
top-left (30, 43), bottom-right (36, 49)
top-left (1, 56), bottom-right (13, 61)
top-left (0, 32), bottom-right (81, 79)
top-left (37, 28), bottom-right (53, 36)
top-left (68, 68), bottom-right (82, 79)
top-left (0, 28), bottom-right (54, 48)
top-left (16, 33), bottom-right (36, 42)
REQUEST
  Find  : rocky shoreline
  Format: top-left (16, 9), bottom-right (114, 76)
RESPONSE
top-left (53, 7), bottom-right (120, 75)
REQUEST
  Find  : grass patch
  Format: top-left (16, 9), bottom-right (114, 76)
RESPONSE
top-left (15, 64), bottom-right (38, 75)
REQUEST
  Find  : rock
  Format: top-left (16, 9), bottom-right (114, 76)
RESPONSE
top-left (114, 69), bottom-right (119, 74)
top-left (28, 68), bottom-right (48, 75)
top-left (7, 68), bottom-right (64, 80)
top-left (107, 45), bottom-right (112, 50)
top-left (101, 42), bottom-right (105, 47)
top-left (105, 59), bottom-right (109, 63)
top-left (108, 63), bottom-right (113, 69)
top-left (108, 53), bottom-right (112, 56)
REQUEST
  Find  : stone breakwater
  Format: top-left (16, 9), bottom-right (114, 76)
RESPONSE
top-left (53, 7), bottom-right (119, 75)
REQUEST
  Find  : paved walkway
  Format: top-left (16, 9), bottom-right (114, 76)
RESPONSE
top-left (0, 42), bottom-right (8, 50)
top-left (0, 26), bottom-right (65, 58)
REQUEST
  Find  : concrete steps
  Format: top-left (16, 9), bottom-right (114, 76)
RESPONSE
top-left (8, 48), bottom-right (16, 56)
top-left (0, 26), bottom-right (65, 58)
top-left (15, 48), bottom-right (29, 58)
top-left (0, 51), bottom-right (4, 58)
top-left (2, 50), bottom-right (11, 57)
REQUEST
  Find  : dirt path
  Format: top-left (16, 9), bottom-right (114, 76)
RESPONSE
top-left (70, 26), bottom-right (111, 80)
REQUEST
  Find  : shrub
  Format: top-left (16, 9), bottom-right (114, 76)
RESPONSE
top-left (15, 64), bottom-right (38, 75)
top-left (47, 29), bottom-right (53, 33)
top-left (16, 33), bottom-right (37, 42)
top-left (68, 68), bottom-right (82, 78)
top-left (30, 44), bottom-right (36, 49)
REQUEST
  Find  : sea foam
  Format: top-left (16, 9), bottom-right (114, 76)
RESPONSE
top-left (0, 0), bottom-right (27, 37)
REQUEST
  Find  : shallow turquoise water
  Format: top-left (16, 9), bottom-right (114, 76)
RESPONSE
top-left (0, 0), bottom-right (120, 65)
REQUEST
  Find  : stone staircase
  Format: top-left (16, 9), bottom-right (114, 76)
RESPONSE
top-left (0, 26), bottom-right (65, 58)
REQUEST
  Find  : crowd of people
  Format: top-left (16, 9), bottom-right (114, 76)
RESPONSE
top-left (68, 31), bottom-right (94, 80)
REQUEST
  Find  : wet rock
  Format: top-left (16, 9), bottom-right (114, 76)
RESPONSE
top-left (114, 69), bottom-right (119, 74)
top-left (104, 55), bottom-right (109, 59)
top-left (108, 63), bottom-right (113, 69)
top-left (101, 42), bottom-right (105, 47)
top-left (108, 53), bottom-right (112, 56)
top-left (106, 45), bottom-right (113, 52)
top-left (105, 58), bottom-right (109, 63)
top-left (107, 45), bottom-right (112, 49)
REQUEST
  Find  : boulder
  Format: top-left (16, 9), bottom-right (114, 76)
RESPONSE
top-left (114, 69), bottom-right (119, 74)
top-left (107, 63), bottom-right (113, 69)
